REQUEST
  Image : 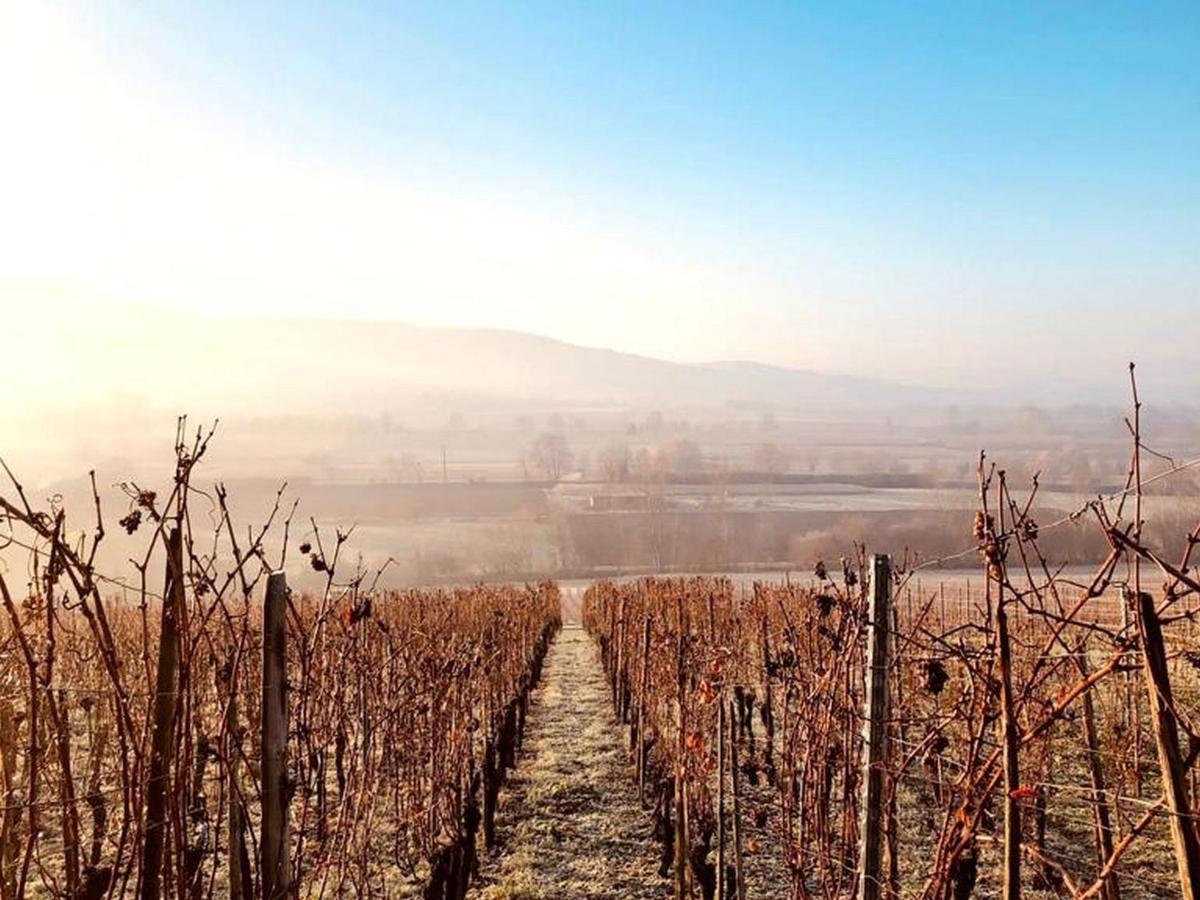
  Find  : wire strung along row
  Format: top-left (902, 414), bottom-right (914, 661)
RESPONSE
top-left (583, 367), bottom-right (1200, 900)
top-left (0, 420), bottom-right (561, 900)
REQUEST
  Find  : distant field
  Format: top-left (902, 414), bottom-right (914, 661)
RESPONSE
top-left (20, 467), bottom-right (1198, 595)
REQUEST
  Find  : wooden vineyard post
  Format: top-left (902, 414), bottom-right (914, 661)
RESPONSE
top-left (674, 602), bottom-right (688, 900)
top-left (1136, 590), bottom-right (1200, 899)
top-left (857, 554), bottom-right (891, 900)
top-left (885, 601), bottom-right (903, 900)
top-left (759, 614), bottom-right (775, 781)
top-left (997, 593), bottom-right (1020, 900)
top-left (637, 615), bottom-right (652, 805)
top-left (262, 571), bottom-right (291, 900)
top-left (1078, 640), bottom-right (1120, 900)
top-left (618, 600), bottom-right (629, 723)
top-left (729, 698), bottom-right (745, 900)
top-left (609, 601), bottom-right (619, 703)
top-left (138, 526), bottom-right (184, 900)
top-left (717, 697), bottom-right (726, 900)
top-left (227, 669), bottom-right (250, 900)
top-left (1119, 587), bottom-right (1141, 798)
top-left (1, 699), bottom-right (18, 900)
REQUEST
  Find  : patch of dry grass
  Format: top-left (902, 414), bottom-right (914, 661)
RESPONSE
top-left (469, 627), bottom-right (669, 900)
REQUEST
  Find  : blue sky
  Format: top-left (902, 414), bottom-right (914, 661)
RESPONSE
top-left (2, 2), bottom-right (1197, 395)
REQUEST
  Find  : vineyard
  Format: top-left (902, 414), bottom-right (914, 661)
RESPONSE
top-left (3, 375), bottom-right (1200, 900)
top-left (0, 425), bottom-right (560, 898)
top-left (584, 557), bottom-right (1200, 900)
top-left (578, 376), bottom-right (1200, 899)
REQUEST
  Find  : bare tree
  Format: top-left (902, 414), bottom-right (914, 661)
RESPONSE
top-left (528, 432), bottom-right (573, 480)
top-left (599, 442), bottom-right (630, 483)
top-left (661, 437), bottom-right (702, 479)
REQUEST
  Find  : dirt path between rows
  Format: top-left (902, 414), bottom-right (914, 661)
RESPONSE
top-left (470, 625), bottom-right (668, 900)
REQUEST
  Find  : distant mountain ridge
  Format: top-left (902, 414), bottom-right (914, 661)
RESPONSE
top-left (233, 317), bottom-right (940, 411)
top-left (11, 301), bottom-right (942, 417)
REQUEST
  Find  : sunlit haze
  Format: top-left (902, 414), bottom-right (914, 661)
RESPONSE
top-left (5, 8), bottom-right (1200, 896)
top-left (3, 2), bottom-right (1197, 403)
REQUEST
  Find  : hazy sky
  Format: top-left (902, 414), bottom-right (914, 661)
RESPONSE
top-left (1, 2), bottom-right (1197, 393)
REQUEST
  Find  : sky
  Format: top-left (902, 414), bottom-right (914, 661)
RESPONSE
top-left (1, 1), bottom-right (1197, 395)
